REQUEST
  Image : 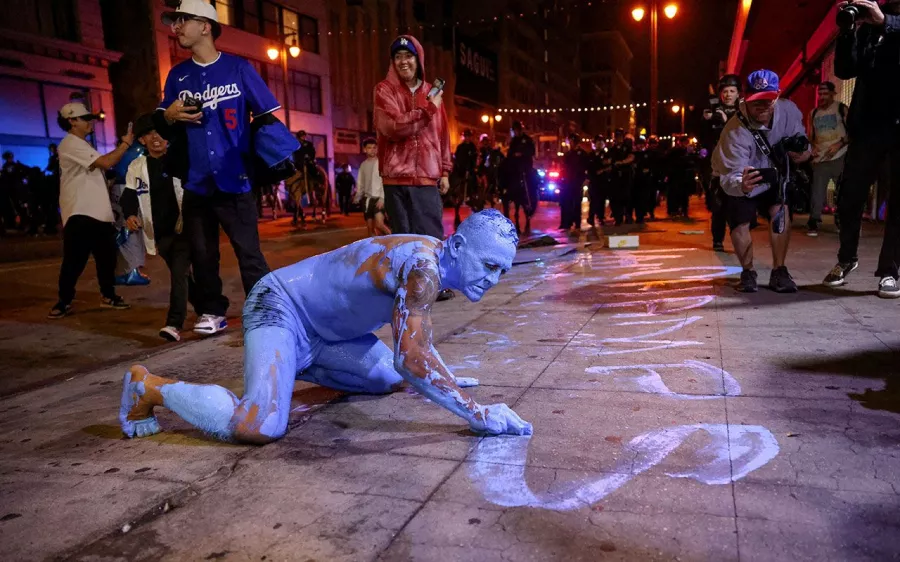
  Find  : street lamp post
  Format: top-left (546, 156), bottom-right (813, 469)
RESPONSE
top-left (633, 1), bottom-right (678, 135)
top-left (480, 113), bottom-right (503, 138)
top-left (267, 33), bottom-right (301, 132)
top-left (672, 103), bottom-right (685, 134)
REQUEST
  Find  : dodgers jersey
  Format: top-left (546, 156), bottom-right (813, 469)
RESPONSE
top-left (159, 53), bottom-right (280, 195)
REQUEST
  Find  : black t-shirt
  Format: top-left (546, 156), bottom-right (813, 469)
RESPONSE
top-left (508, 134), bottom-right (535, 170)
top-left (454, 141), bottom-right (478, 174)
top-left (335, 171), bottom-right (355, 192)
top-left (147, 156), bottom-right (180, 240)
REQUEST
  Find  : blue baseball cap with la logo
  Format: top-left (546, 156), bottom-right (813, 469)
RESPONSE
top-left (746, 70), bottom-right (780, 102)
top-left (390, 36), bottom-right (418, 58)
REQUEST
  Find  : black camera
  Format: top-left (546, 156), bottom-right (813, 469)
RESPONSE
top-left (836, 3), bottom-right (860, 32)
top-left (779, 134), bottom-right (810, 154)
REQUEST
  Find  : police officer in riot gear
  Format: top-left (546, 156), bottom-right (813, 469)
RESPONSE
top-left (608, 129), bottom-right (635, 226)
top-left (559, 133), bottom-right (589, 232)
top-left (504, 120), bottom-right (537, 232)
top-left (452, 129), bottom-right (479, 227)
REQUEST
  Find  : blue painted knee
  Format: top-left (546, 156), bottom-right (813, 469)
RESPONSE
top-left (231, 399), bottom-right (289, 444)
top-left (365, 355), bottom-right (405, 394)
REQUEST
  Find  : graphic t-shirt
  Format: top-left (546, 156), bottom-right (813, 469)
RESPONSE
top-left (811, 103), bottom-right (848, 163)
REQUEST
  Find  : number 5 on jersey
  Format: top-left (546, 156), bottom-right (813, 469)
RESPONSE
top-left (225, 108), bottom-right (238, 130)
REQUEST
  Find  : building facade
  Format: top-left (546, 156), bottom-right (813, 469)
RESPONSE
top-left (0, 0), bottom-right (122, 168)
top-left (326, 0), bottom-right (458, 171)
top-left (581, 31), bottom-right (633, 137)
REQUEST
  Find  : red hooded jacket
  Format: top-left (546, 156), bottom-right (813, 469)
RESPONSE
top-left (374, 35), bottom-right (452, 186)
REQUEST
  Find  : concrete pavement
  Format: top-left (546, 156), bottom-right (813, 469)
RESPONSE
top-left (0, 202), bottom-right (898, 561)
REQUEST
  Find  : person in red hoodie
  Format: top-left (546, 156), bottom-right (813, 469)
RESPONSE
top-left (374, 35), bottom-right (454, 300)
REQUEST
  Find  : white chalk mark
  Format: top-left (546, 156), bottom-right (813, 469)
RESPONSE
top-left (469, 424), bottom-right (779, 511)
top-left (584, 360), bottom-right (741, 398)
top-left (597, 295), bottom-right (715, 317)
top-left (614, 266), bottom-right (743, 282)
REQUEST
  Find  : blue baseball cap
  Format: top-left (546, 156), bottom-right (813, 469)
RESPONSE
top-left (745, 70), bottom-right (780, 102)
top-left (390, 36), bottom-right (418, 58)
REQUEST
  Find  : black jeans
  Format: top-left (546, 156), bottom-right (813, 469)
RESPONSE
top-left (182, 189), bottom-right (269, 317)
top-left (156, 233), bottom-right (197, 329)
top-left (337, 187), bottom-right (353, 215)
top-left (383, 184), bottom-right (444, 238)
top-left (559, 182), bottom-right (582, 229)
top-left (57, 214), bottom-right (117, 304)
top-left (837, 124), bottom-right (900, 279)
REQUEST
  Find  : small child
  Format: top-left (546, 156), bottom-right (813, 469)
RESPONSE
top-left (120, 114), bottom-right (196, 342)
top-left (354, 138), bottom-right (391, 237)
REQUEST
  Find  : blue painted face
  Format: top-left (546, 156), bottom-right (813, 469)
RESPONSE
top-left (447, 210), bottom-right (518, 302)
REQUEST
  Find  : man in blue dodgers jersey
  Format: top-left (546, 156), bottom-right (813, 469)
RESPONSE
top-left (154, 0), bottom-right (279, 336)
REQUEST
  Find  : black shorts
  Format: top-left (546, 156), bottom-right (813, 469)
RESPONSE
top-left (363, 197), bottom-right (383, 220)
top-left (725, 188), bottom-right (780, 230)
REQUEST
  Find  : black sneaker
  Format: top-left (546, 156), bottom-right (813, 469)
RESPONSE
top-left (878, 277), bottom-right (900, 299)
top-left (769, 266), bottom-right (798, 293)
top-left (807, 224), bottom-right (818, 237)
top-left (437, 289), bottom-right (455, 302)
top-left (48, 302), bottom-right (72, 319)
top-left (713, 242), bottom-right (726, 252)
top-left (823, 261), bottom-right (858, 287)
top-left (101, 295), bottom-right (130, 310)
top-left (739, 270), bottom-right (758, 293)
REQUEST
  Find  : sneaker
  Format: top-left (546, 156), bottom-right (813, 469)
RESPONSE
top-left (878, 277), bottom-right (900, 299)
top-left (114, 269), bottom-right (151, 286)
top-left (193, 314), bottom-right (227, 335)
top-left (806, 225), bottom-right (818, 237)
top-left (713, 242), bottom-right (726, 252)
top-left (823, 261), bottom-right (858, 287)
top-left (739, 269), bottom-right (758, 293)
top-left (101, 295), bottom-right (130, 309)
top-left (159, 326), bottom-right (181, 342)
top-left (436, 289), bottom-right (455, 302)
top-left (48, 302), bottom-right (72, 319)
top-left (769, 266), bottom-right (798, 293)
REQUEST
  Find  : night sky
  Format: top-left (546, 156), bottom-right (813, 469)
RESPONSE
top-left (584, 0), bottom-right (740, 136)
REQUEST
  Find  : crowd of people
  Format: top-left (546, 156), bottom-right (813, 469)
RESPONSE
top-left (12, 0), bottom-right (898, 349)
top-left (0, 146), bottom-right (61, 237)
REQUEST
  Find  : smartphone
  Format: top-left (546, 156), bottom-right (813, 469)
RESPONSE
top-left (427, 78), bottom-right (445, 98)
top-left (182, 96), bottom-right (203, 113)
top-left (751, 167), bottom-right (779, 186)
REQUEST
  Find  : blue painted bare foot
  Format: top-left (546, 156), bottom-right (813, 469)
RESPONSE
top-left (455, 377), bottom-right (480, 388)
top-left (119, 365), bottom-right (163, 438)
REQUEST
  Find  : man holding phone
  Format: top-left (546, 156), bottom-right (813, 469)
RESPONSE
top-left (712, 70), bottom-right (811, 293)
top-left (152, 0), bottom-right (279, 335)
top-left (374, 35), bottom-right (454, 300)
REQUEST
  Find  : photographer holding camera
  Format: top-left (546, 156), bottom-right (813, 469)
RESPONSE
top-left (712, 70), bottom-right (812, 293)
top-left (703, 74), bottom-right (741, 252)
top-left (821, 0), bottom-right (900, 299)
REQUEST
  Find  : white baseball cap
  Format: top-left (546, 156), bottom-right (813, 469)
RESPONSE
top-left (59, 102), bottom-right (98, 121)
top-left (161, 0), bottom-right (220, 34)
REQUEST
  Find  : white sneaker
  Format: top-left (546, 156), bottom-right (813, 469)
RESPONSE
top-left (878, 277), bottom-right (900, 299)
top-left (193, 314), bottom-right (227, 335)
top-left (159, 326), bottom-right (181, 342)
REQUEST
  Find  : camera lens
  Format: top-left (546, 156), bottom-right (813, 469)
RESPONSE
top-left (836, 5), bottom-right (859, 30)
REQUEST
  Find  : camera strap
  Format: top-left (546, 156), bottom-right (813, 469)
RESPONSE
top-left (734, 108), bottom-right (775, 163)
top-left (735, 105), bottom-right (790, 233)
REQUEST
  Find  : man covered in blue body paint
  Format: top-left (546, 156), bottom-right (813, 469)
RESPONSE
top-left (120, 209), bottom-right (533, 442)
